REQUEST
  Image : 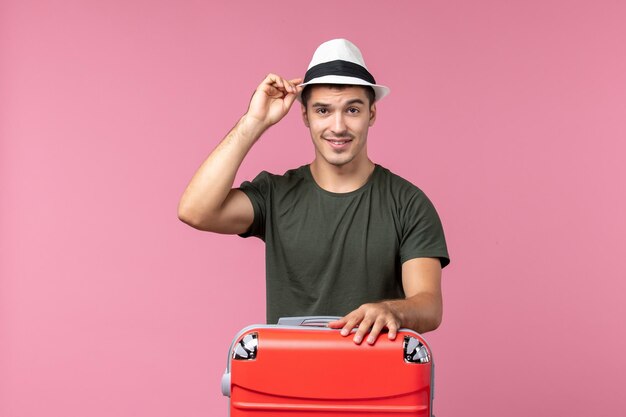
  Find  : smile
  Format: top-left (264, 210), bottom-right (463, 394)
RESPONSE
top-left (324, 138), bottom-right (353, 148)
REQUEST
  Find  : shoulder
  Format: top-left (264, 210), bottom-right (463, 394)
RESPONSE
top-left (372, 165), bottom-right (444, 225)
top-left (374, 165), bottom-right (429, 201)
top-left (280, 165), bottom-right (310, 181)
top-left (262, 165), bottom-right (309, 185)
top-left (243, 165), bottom-right (310, 193)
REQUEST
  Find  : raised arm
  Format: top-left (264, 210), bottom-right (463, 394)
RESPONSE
top-left (177, 74), bottom-right (303, 233)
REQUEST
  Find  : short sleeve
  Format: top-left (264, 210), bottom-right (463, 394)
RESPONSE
top-left (237, 171), bottom-right (272, 240)
top-left (399, 191), bottom-right (450, 268)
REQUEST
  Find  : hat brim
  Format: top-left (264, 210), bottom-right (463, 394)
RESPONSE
top-left (296, 75), bottom-right (390, 103)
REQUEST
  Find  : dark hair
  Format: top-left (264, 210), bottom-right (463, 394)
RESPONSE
top-left (301, 84), bottom-right (376, 108)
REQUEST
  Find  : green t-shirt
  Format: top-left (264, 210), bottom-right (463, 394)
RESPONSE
top-left (239, 164), bottom-right (449, 324)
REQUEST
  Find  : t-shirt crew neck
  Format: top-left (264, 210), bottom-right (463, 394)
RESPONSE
top-left (302, 164), bottom-right (380, 198)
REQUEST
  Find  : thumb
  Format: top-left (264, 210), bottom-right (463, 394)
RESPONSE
top-left (282, 90), bottom-right (300, 111)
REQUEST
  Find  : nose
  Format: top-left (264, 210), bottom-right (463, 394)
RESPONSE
top-left (331, 112), bottom-right (347, 135)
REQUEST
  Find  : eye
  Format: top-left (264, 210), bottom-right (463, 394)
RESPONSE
top-left (347, 107), bottom-right (360, 114)
top-left (316, 108), bottom-right (328, 115)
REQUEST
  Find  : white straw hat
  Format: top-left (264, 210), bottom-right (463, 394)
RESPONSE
top-left (297, 38), bottom-right (390, 103)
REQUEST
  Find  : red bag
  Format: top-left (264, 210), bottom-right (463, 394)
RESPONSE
top-left (222, 316), bottom-right (435, 416)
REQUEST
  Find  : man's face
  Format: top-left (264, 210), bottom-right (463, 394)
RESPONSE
top-left (302, 85), bottom-right (376, 169)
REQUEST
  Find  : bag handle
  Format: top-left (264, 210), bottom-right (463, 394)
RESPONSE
top-left (277, 316), bottom-right (342, 327)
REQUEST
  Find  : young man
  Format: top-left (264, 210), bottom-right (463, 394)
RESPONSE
top-left (178, 39), bottom-right (449, 345)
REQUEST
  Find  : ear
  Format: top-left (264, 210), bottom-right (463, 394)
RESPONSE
top-left (301, 103), bottom-right (310, 127)
top-left (368, 103), bottom-right (377, 127)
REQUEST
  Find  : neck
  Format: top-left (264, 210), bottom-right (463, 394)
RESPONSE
top-left (309, 157), bottom-right (375, 193)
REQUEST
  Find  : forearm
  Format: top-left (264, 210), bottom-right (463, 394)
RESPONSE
top-left (385, 292), bottom-right (442, 334)
top-left (329, 258), bottom-right (443, 343)
top-left (329, 290), bottom-right (443, 345)
top-left (178, 115), bottom-right (267, 226)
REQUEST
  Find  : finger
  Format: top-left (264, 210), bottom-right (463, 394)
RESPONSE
top-left (263, 74), bottom-right (300, 96)
top-left (262, 73), bottom-right (279, 91)
top-left (282, 89), bottom-right (299, 108)
top-left (387, 321), bottom-right (399, 341)
top-left (289, 78), bottom-right (304, 92)
top-left (284, 79), bottom-right (296, 94)
top-left (265, 74), bottom-right (286, 92)
top-left (327, 318), bottom-right (346, 329)
top-left (367, 318), bottom-right (386, 345)
top-left (353, 317), bottom-right (374, 344)
top-left (278, 78), bottom-right (290, 93)
top-left (258, 77), bottom-right (284, 97)
top-left (264, 73), bottom-right (282, 85)
top-left (341, 315), bottom-right (361, 337)
top-left (261, 83), bottom-right (280, 97)
top-left (279, 79), bottom-right (298, 96)
top-left (274, 79), bottom-right (286, 94)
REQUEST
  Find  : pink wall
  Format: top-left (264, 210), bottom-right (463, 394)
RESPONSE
top-left (2, 1), bottom-right (625, 416)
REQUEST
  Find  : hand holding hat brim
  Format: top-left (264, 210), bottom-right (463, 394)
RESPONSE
top-left (246, 74), bottom-right (304, 129)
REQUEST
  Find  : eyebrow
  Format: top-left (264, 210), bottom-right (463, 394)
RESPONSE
top-left (311, 98), bottom-right (366, 108)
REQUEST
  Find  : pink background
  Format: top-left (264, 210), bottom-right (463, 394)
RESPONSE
top-left (2, 1), bottom-right (625, 416)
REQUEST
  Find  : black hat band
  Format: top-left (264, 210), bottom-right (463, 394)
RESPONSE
top-left (303, 59), bottom-right (376, 84)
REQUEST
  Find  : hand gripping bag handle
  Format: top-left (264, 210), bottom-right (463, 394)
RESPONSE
top-left (277, 316), bottom-right (341, 327)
